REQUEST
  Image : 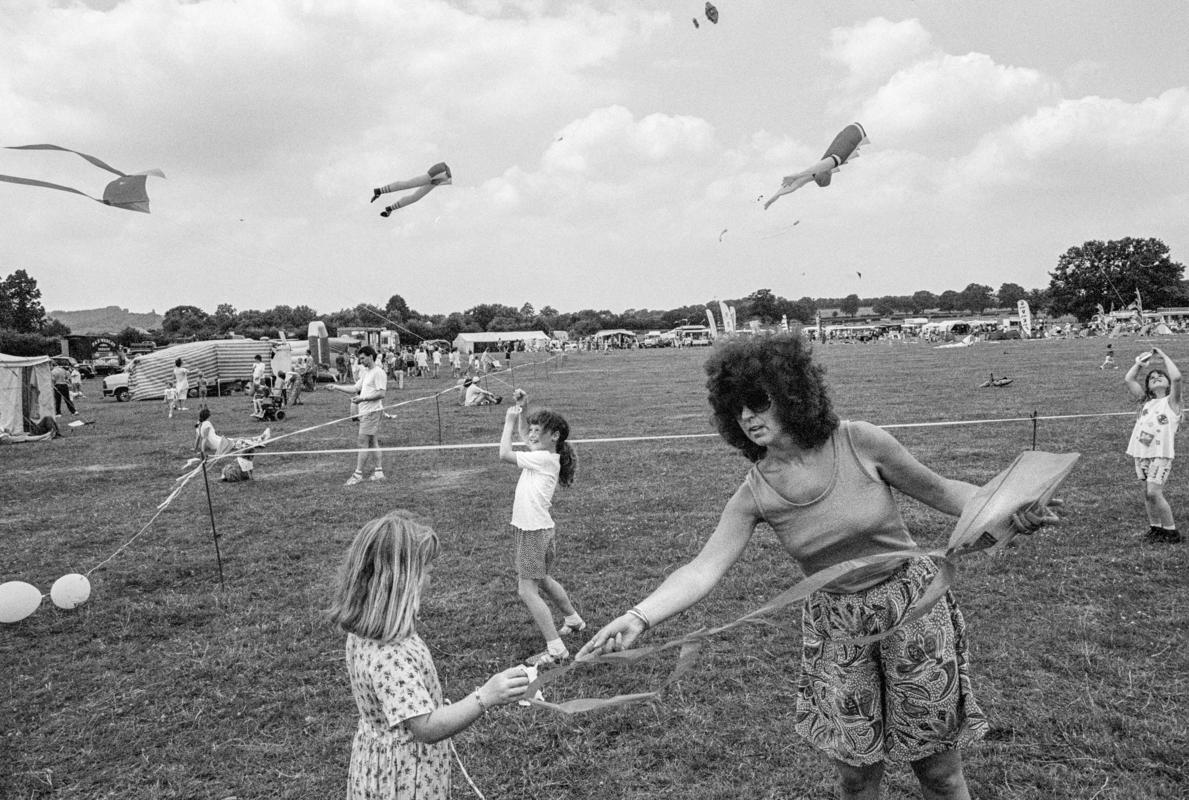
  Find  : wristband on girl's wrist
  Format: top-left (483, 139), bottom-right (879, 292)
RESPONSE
top-left (626, 606), bottom-right (651, 630)
top-left (472, 689), bottom-right (488, 713)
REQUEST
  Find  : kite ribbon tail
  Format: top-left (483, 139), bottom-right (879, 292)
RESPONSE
top-left (0, 174), bottom-right (100, 203)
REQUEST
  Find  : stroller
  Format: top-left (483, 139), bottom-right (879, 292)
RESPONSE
top-left (258, 394), bottom-right (286, 421)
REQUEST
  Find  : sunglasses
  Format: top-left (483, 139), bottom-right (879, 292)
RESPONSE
top-left (736, 387), bottom-right (772, 414)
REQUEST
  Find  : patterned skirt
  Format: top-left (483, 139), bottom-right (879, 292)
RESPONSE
top-left (794, 557), bottom-right (988, 765)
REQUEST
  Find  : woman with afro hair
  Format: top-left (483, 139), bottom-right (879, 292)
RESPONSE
top-left (580, 334), bottom-right (1060, 800)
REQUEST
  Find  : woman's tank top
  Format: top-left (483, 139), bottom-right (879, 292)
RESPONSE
top-left (743, 421), bottom-right (917, 593)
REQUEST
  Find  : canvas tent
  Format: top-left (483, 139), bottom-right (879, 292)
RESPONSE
top-left (0, 353), bottom-right (55, 433)
top-left (593, 329), bottom-right (638, 347)
top-left (452, 331), bottom-right (550, 355)
top-left (128, 339), bottom-right (273, 400)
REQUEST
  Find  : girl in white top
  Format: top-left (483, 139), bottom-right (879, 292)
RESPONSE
top-left (499, 392), bottom-right (585, 666)
top-left (1124, 347), bottom-right (1183, 543)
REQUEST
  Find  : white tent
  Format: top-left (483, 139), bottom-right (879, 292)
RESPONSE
top-left (452, 331), bottom-right (550, 355)
top-left (0, 353), bottom-right (55, 433)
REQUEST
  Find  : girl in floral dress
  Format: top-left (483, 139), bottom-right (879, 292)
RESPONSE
top-left (329, 510), bottom-right (530, 799)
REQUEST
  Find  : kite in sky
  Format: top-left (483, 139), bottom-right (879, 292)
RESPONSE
top-left (372, 162), bottom-right (452, 217)
top-left (763, 123), bottom-right (868, 210)
top-left (705, 3), bottom-right (719, 24)
top-left (0, 144), bottom-right (165, 213)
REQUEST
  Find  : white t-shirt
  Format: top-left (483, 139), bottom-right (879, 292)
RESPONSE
top-left (511, 450), bottom-right (560, 531)
top-left (354, 365), bottom-right (387, 415)
top-left (252, 361), bottom-right (265, 382)
top-left (1127, 394), bottom-right (1181, 459)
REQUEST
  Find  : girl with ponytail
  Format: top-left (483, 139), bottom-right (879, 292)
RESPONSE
top-left (498, 392), bottom-right (585, 667)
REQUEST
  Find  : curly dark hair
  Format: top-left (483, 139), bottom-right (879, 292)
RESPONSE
top-left (704, 334), bottom-right (838, 461)
top-left (527, 408), bottom-right (577, 486)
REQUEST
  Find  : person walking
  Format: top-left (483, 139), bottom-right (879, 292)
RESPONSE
top-left (331, 345), bottom-right (388, 486)
top-left (50, 361), bottom-right (76, 416)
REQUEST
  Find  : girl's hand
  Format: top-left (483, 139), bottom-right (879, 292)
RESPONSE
top-left (513, 388), bottom-right (527, 405)
top-left (1010, 497), bottom-right (1064, 535)
top-left (505, 405), bottom-right (522, 420)
top-left (576, 613), bottom-right (647, 659)
top-left (479, 666), bottom-right (531, 707)
top-left (1136, 351), bottom-right (1153, 365)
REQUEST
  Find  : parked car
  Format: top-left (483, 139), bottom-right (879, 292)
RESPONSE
top-left (91, 355), bottom-right (125, 376)
top-left (102, 370), bottom-right (130, 401)
top-left (49, 355), bottom-right (95, 379)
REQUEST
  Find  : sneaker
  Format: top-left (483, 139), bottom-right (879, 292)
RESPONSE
top-left (344, 473), bottom-right (364, 486)
top-left (524, 649), bottom-right (570, 668)
top-left (370, 188), bottom-right (381, 203)
top-left (1146, 527), bottom-right (1183, 544)
top-left (370, 472), bottom-right (387, 482)
top-left (558, 619), bottom-right (587, 636)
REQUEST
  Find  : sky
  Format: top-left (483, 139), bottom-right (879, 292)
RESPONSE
top-left (2, 0), bottom-right (1187, 319)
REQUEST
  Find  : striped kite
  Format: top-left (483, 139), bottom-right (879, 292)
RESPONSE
top-left (372, 162), bottom-right (452, 217)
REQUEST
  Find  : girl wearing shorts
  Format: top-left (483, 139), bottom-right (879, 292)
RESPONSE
top-left (498, 392), bottom-right (585, 667)
top-left (1124, 347), bottom-right (1183, 543)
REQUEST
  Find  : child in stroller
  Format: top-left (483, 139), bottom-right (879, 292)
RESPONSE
top-left (251, 377), bottom-right (286, 421)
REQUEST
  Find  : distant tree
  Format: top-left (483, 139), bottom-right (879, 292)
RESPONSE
top-left (161, 305), bottom-right (212, 339)
top-left (519, 302), bottom-right (535, 320)
top-left (212, 303), bottom-right (237, 334)
top-left (957, 283), bottom-right (995, 314)
top-left (539, 305), bottom-right (558, 318)
top-left (41, 318), bottom-right (71, 337)
top-left (465, 303), bottom-right (519, 331)
top-left (997, 282), bottom-right (1029, 308)
top-left (937, 290), bottom-right (961, 312)
top-left (871, 296), bottom-right (898, 316)
top-left (1048, 237), bottom-right (1187, 320)
top-left (839, 294), bottom-right (860, 316)
top-left (385, 294), bottom-right (410, 321)
top-left (116, 326), bottom-right (147, 347)
top-left (0, 269), bottom-right (47, 333)
top-left (742, 288), bottom-right (781, 323)
top-left (909, 290), bottom-right (938, 313)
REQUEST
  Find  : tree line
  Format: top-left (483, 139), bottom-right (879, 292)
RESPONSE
top-left (2, 237), bottom-right (1183, 355)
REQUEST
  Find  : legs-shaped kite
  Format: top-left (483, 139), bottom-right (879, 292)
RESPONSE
top-left (371, 162), bottom-right (452, 217)
top-left (0, 144), bottom-right (164, 213)
top-left (763, 123), bottom-right (867, 210)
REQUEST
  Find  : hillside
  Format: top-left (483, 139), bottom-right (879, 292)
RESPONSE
top-left (48, 306), bottom-right (163, 335)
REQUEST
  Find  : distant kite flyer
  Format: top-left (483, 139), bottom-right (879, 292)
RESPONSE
top-left (764, 123), bottom-right (868, 210)
top-left (0, 144), bottom-right (164, 213)
top-left (371, 162), bottom-right (452, 217)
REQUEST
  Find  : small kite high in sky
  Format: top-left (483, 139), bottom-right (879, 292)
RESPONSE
top-left (763, 123), bottom-right (868, 210)
top-left (372, 162), bottom-right (452, 217)
top-left (705, 3), bottom-right (719, 24)
top-left (0, 144), bottom-right (165, 213)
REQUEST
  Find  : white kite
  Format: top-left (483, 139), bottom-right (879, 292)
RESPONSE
top-left (764, 123), bottom-right (868, 210)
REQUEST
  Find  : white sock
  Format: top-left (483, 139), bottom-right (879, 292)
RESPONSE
top-left (546, 638), bottom-right (567, 656)
top-left (564, 614), bottom-right (584, 627)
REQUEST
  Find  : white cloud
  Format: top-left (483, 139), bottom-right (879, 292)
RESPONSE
top-left (827, 17), bottom-right (933, 90)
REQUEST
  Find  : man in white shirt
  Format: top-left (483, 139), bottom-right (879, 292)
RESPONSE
top-left (330, 345), bottom-right (388, 485)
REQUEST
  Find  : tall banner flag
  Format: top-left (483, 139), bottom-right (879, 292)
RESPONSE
top-left (705, 307), bottom-right (717, 339)
top-left (781, 314), bottom-right (789, 332)
top-left (1017, 300), bottom-right (1032, 338)
top-left (718, 301), bottom-right (734, 334)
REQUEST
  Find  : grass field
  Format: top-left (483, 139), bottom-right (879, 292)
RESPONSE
top-left (2, 337), bottom-right (1187, 800)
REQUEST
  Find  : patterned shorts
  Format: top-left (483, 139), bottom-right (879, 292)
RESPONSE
top-left (1134, 457), bottom-right (1174, 485)
top-left (794, 557), bottom-right (988, 766)
top-left (513, 527), bottom-right (556, 580)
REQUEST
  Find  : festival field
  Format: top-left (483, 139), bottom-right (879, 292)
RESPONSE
top-left (3, 337), bottom-right (1186, 800)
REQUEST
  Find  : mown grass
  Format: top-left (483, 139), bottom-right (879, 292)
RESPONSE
top-left (2, 338), bottom-right (1186, 799)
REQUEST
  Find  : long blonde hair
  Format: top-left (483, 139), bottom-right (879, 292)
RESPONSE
top-left (328, 510), bottom-right (440, 642)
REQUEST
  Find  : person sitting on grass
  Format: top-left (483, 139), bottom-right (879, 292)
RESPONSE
top-left (194, 408), bottom-right (269, 482)
top-left (462, 378), bottom-right (501, 406)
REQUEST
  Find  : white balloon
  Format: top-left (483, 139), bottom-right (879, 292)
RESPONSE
top-left (0, 581), bottom-right (43, 623)
top-left (51, 573), bottom-right (92, 610)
